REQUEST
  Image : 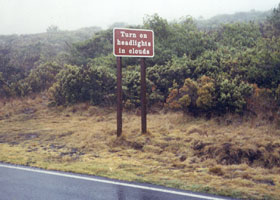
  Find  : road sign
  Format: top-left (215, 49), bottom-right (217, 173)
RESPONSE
top-left (113, 28), bottom-right (154, 57)
top-left (114, 28), bottom-right (154, 137)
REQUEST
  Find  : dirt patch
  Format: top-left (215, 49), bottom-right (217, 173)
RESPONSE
top-left (254, 179), bottom-right (275, 186)
top-left (58, 131), bottom-right (74, 138)
top-left (20, 108), bottom-right (37, 115)
top-left (193, 141), bottom-right (280, 168)
top-left (19, 133), bottom-right (40, 140)
top-left (110, 137), bottom-right (145, 151)
top-left (188, 128), bottom-right (208, 136)
top-left (48, 144), bottom-right (85, 161)
top-left (209, 167), bottom-right (224, 176)
top-left (50, 143), bottom-right (66, 150)
top-left (0, 132), bottom-right (40, 144)
top-left (60, 148), bottom-right (85, 158)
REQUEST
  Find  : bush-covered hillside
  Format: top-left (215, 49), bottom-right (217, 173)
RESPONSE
top-left (1, 7), bottom-right (280, 117)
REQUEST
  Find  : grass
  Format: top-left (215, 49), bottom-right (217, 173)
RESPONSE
top-left (0, 95), bottom-right (280, 199)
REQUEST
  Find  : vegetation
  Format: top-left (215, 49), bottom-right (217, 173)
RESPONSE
top-left (0, 97), bottom-right (279, 199)
top-left (1, 6), bottom-right (280, 199)
top-left (1, 8), bottom-right (280, 117)
top-left (50, 64), bottom-right (116, 105)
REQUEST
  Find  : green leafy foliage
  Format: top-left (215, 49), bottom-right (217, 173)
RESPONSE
top-left (50, 65), bottom-right (116, 105)
top-left (246, 84), bottom-right (276, 116)
top-left (69, 30), bottom-right (113, 66)
top-left (122, 66), bottom-right (164, 108)
top-left (16, 62), bottom-right (62, 96)
top-left (144, 15), bottom-right (216, 65)
top-left (244, 38), bottom-right (280, 88)
top-left (196, 76), bottom-right (216, 110)
top-left (1, 8), bottom-right (280, 116)
top-left (215, 22), bottom-right (261, 48)
top-left (0, 47), bottom-right (25, 97)
top-left (166, 76), bottom-right (252, 114)
top-left (216, 76), bottom-right (253, 113)
top-left (147, 55), bottom-right (193, 99)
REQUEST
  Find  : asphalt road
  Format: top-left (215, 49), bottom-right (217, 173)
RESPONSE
top-left (0, 163), bottom-right (234, 200)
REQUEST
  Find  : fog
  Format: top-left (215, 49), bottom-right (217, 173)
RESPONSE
top-left (0, 0), bottom-right (279, 35)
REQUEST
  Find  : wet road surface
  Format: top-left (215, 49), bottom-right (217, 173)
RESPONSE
top-left (0, 163), bottom-right (235, 200)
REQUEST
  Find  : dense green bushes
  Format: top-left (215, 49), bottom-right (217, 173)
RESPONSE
top-left (16, 62), bottom-right (61, 96)
top-left (49, 65), bottom-right (116, 105)
top-left (143, 15), bottom-right (216, 65)
top-left (166, 76), bottom-right (253, 114)
top-left (147, 55), bottom-right (194, 100)
top-left (215, 22), bottom-right (261, 48)
top-left (69, 30), bottom-right (113, 66)
top-left (2, 5), bottom-right (280, 116)
top-left (215, 76), bottom-right (253, 113)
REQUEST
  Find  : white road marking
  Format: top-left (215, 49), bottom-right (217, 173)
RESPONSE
top-left (0, 163), bottom-right (227, 200)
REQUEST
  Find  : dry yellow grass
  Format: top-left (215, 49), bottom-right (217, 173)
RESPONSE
top-left (0, 95), bottom-right (280, 199)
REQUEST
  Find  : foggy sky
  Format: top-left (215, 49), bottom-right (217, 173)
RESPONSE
top-left (0, 0), bottom-right (279, 35)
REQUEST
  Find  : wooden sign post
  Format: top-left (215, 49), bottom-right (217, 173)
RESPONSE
top-left (113, 28), bottom-right (154, 136)
top-left (116, 57), bottom-right (122, 137)
top-left (140, 58), bottom-right (147, 134)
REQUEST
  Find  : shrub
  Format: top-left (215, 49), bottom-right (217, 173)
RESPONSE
top-left (216, 76), bottom-right (253, 113)
top-left (147, 55), bottom-right (193, 100)
top-left (244, 38), bottom-right (280, 88)
top-left (50, 65), bottom-right (116, 105)
top-left (123, 67), bottom-right (164, 108)
top-left (16, 62), bottom-right (61, 96)
top-left (196, 76), bottom-right (216, 110)
top-left (0, 72), bottom-right (14, 97)
top-left (178, 78), bottom-right (198, 111)
top-left (123, 70), bottom-right (141, 107)
top-left (166, 76), bottom-right (215, 113)
top-left (215, 22), bottom-right (261, 48)
top-left (247, 84), bottom-right (277, 116)
top-left (166, 75), bottom-right (253, 114)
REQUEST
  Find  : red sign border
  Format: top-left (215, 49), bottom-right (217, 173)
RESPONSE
top-left (113, 28), bottom-right (154, 58)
